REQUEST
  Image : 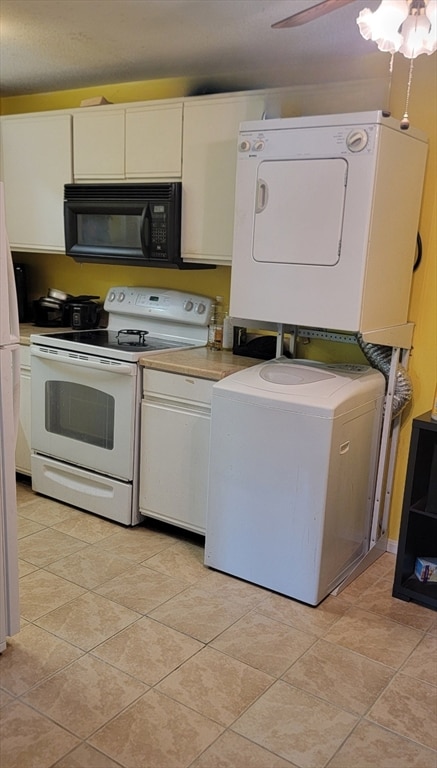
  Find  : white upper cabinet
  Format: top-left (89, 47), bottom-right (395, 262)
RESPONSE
top-left (125, 103), bottom-right (183, 177)
top-left (0, 89), bottom-right (292, 259)
top-left (73, 108), bottom-right (125, 179)
top-left (73, 102), bottom-right (183, 180)
top-left (181, 93), bottom-right (274, 266)
top-left (1, 113), bottom-right (72, 252)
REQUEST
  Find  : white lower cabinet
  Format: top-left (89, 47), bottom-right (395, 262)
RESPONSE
top-left (15, 345), bottom-right (31, 476)
top-left (139, 369), bottom-right (213, 534)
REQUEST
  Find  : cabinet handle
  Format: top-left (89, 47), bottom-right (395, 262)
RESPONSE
top-left (144, 396), bottom-right (210, 416)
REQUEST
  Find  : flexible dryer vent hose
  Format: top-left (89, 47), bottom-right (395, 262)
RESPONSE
top-left (357, 334), bottom-right (413, 418)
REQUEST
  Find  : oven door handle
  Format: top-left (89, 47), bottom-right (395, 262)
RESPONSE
top-left (31, 346), bottom-right (136, 376)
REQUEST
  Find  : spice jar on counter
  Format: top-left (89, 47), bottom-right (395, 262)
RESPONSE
top-left (207, 296), bottom-right (224, 351)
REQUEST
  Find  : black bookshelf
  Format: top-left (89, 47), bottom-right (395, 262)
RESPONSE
top-left (392, 411), bottom-right (437, 610)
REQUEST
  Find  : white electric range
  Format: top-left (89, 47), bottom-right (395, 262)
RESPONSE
top-left (30, 286), bottom-right (213, 525)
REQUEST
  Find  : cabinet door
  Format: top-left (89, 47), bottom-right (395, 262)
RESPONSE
top-left (73, 109), bottom-right (125, 179)
top-left (140, 398), bottom-right (210, 534)
top-left (181, 95), bottom-right (267, 265)
top-left (126, 103), bottom-right (183, 178)
top-left (15, 346), bottom-right (31, 476)
top-left (1, 115), bottom-right (72, 252)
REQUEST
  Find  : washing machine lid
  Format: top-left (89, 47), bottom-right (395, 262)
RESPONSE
top-left (213, 359), bottom-right (385, 417)
top-left (259, 363), bottom-right (336, 386)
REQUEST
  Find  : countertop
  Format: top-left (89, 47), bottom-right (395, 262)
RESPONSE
top-left (19, 325), bottom-right (261, 380)
top-left (140, 346), bottom-right (261, 381)
top-left (19, 323), bottom-right (70, 344)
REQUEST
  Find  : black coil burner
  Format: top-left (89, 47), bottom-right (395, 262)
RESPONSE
top-left (116, 329), bottom-right (150, 346)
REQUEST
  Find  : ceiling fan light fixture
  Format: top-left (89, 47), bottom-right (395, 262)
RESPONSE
top-left (399, 1), bottom-right (437, 56)
top-left (357, 0), bottom-right (437, 58)
top-left (356, 1), bottom-right (409, 54)
top-left (357, 0), bottom-right (436, 130)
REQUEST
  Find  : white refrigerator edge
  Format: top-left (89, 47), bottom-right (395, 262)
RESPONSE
top-left (0, 180), bottom-right (20, 651)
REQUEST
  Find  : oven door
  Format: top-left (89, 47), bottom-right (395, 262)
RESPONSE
top-left (31, 345), bottom-right (138, 480)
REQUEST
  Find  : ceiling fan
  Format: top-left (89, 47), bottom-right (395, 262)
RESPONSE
top-left (272, 0), bottom-right (355, 29)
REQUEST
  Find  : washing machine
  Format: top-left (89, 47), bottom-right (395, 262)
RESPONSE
top-left (204, 358), bottom-right (385, 605)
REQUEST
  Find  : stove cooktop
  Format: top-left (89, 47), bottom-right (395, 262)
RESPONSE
top-left (31, 287), bottom-right (212, 361)
top-left (41, 329), bottom-right (191, 353)
top-left (31, 328), bottom-right (196, 362)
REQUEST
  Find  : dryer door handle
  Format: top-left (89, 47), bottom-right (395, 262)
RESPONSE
top-left (255, 179), bottom-right (268, 213)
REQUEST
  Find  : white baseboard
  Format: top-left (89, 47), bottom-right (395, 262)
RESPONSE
top-left (386, 538), bottom-right (398, 555)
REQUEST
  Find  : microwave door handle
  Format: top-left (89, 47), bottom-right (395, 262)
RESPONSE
top-left (140, 204), bottom-right (151, 257)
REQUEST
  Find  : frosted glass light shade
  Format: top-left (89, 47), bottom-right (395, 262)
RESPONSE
top-left (399, 0), bottom-right (437, 57)
top-left (357, 0), bottom-right (409, 54)
top-left (357, 0), bottom-right (436, 58)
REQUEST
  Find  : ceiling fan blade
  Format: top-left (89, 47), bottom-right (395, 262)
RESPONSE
top-left (272, 0), bottom-right (355, 29)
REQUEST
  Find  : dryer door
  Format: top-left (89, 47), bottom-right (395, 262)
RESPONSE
top-left (253, 157), bottom-right (348, 266)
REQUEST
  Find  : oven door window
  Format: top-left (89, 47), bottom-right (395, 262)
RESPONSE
top-left (45, 381), bottom-right (115, 450)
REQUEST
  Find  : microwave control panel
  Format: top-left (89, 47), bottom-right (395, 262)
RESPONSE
top-left (150, 203), bottom-right (168, 258)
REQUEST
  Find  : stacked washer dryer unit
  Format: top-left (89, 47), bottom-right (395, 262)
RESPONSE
top-left (205, 111), bottom-right (428, 605)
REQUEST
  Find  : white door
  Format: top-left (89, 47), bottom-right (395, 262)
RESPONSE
top-left (0, 347), bottom-right (20, 651)
top-left (0, 181), bottom-right (20, 648)
top-left (181, 94), bottom-right (268, 265)
top-left (15, 345), bottom-right (31, 475)
top-left (126, 103), bottom-right (183, 178)
top-left (140, 400), bottom-right (210, 533)
top-left (1, 114), bottom-right (72, 252)
top-left (140, 370), bottom-right (212, 533)
top-left (253, 158), bottom-right (347, 266)
top-left (31, 348), bottom-right (138, 481)
top-left (73, 109), bottom-right (125, 179)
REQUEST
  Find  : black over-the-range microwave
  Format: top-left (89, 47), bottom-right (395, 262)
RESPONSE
top-left (64, 182), bottom-right (214, 269)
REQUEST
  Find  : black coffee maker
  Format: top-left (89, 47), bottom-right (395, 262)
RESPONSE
top-left (13, 263), bottom-right (29, 322)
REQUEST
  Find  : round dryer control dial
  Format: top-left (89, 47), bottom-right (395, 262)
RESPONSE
top-left (346, 129), bottom-right (369, 153)
top-left (253, 140), bottom-right (265, 151)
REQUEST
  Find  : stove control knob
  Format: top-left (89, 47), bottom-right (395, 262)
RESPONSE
top-left (184, 300), bottom-right (194, 312)
top-left (117, 292), bottom-right (125, 302)
top-left (197, 302), bottom-right (206, 314)
top-left (108, 292), bottom-right (116, 302)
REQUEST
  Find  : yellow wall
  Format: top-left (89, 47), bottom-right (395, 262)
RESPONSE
top-left (297, 56), bottom-right (436, 542)
top-left (384, 54), bottom-right (437, 540)
top-left (10, 253), bottom-right (232, 313)
top-left (0, 76), bottom-right (194, 115)
top-left (2, 59), bottom-right (436, 543)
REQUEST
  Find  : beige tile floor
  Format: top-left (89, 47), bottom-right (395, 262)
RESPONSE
top-left (1, 478), bottom-right (436, 768)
